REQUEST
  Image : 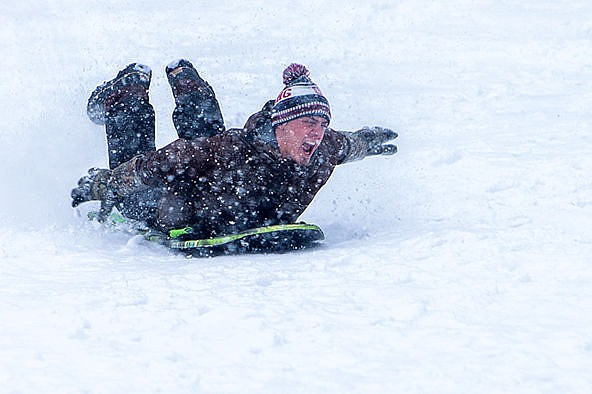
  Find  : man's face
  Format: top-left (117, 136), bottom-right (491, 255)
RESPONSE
top-left (275, 116), bottom-right (328, 165)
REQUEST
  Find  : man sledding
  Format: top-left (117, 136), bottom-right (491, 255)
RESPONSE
top-left (71, 60), bottom-right (397, 254)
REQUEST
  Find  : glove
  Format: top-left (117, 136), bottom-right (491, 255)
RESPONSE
top-left (71, 168), bottom-right (112, 208)
top-left (344, 126), bottom-right (398, 162)
top-left (71, 167), bottom-right (118, 222)
top-left (71, 156), bottom-right (148, 222)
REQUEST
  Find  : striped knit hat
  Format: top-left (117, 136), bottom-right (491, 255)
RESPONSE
top-left (271, 64), bottom-right (331, 128)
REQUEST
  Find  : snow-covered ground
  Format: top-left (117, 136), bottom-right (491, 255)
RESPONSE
top-left (1, 1), bottom-right (592, 392)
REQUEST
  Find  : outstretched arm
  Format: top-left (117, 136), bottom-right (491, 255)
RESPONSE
top-left (70, 156), bottom-right (151, 221)
top-left (336, 126), bottom-right (398, 164)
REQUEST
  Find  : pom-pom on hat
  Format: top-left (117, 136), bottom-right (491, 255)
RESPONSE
top-left (271, 64), bottom-right (331, 128)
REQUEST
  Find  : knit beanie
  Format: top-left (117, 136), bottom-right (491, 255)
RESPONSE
top-left (271, 64), bottom-right (331, 128)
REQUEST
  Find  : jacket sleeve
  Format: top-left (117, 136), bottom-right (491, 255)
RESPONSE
top-left (107, 155), bottom-right (151, 198)
top-left (333, 130), bottom-right (369, 164)
top-left (320, 128), bottom-right (352, 165)
top-left (328, 127), bottom-right (398, 165)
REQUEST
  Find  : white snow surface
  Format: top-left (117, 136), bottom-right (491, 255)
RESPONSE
top-left (1, 1), bottom-right (592, 393)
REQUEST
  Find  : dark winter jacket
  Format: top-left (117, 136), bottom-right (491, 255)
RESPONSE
top-left (114, 104), bottom-right (363, 237)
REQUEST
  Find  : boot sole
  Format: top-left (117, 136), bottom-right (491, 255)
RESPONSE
top-left (87, 66), bottom-right (151, 125)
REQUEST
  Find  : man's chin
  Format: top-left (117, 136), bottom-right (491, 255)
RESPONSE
top-left (294, 154), bottom-right (311, 166)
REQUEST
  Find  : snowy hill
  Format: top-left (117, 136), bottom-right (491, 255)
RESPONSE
top-left (1, 1), bottom-right (591, 392)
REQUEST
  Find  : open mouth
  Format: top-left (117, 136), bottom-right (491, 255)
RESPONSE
top-left (301, 142), bottom-right (316, 155)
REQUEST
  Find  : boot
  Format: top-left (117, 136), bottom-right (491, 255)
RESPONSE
top-left (166, 59), bottom-right (225, 139)
top-left (165, 59), bottom-right (209, 99)
top-left (87, 63), bottom-right (152, 125)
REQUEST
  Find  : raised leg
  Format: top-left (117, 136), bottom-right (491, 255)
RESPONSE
top-left (87, 63), bottom-right (155, 169)
top-left (166, 59), bottom-right (225, 139)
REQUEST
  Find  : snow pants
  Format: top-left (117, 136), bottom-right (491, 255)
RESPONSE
top-left (104, 83), bottom-right (225, 169)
